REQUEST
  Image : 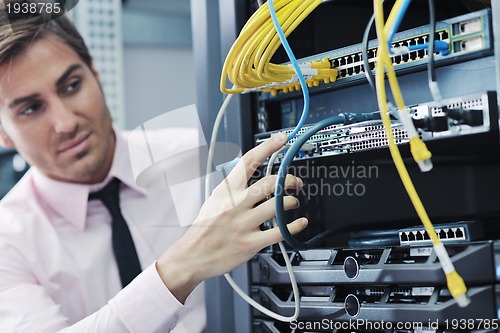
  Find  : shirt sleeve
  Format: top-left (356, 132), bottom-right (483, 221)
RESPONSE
top-left (0, 252), bottom-right (192, 333)
top-left (107, 262), bottom-right (192, 332)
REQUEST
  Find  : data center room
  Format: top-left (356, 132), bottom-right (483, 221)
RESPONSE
top-left (0, 0), bottom-right (499, 332)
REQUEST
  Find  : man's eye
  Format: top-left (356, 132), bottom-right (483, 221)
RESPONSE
top-left (19, 102), bottom-right (43, 116)
top-left (63, 79), bottom-right (81, 95)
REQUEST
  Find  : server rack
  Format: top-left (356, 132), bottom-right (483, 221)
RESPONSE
top-left (191, 1), bottom-right (500, 332)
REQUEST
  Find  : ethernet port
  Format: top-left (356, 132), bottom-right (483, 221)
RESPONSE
top-left (409, 51), bottom-right (418, 61)
top-left (408, 232), bottom-right (416, 241)
top-left (394, 55), bottom-right (401, 64)
top-left (416, 231), bottom-right (424, 241)
top-left (332, 58), bottom-right (340, 67)
top-left (347, 67), bottom-right (353, 76)
top-left (354, 65), bottom-right (361, 75)
top-left (339, 69), bottom-right (347, 78)
top-left (440, 30), bottom-right (449, 40)
top-left (417, 49), bottom-right (425, 59)
top-left (400, 232), bottom-right (409, 242)
top-left (402, 53), bottom-right (409, 63)
top-left (423, 231), bottom-right (430, 240)
top-left (446, 229), bottom-right (454, 239)
top-left (455, 228), bottom-right (464, 238)
top-left (438, 229), bottom-right (447, 239)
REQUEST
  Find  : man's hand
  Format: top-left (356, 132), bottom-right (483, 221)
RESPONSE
top-left (157, 132), bottom-right (307, 303)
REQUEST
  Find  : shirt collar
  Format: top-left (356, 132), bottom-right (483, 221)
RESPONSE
top-left (32, 129), bottom-right (147, 231)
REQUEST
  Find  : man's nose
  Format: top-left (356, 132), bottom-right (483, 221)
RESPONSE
top-left (50, 97), bottom-right (78, 134)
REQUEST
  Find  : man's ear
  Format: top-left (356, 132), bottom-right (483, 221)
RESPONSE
top-left (0, 127), bottom-right (14, 149)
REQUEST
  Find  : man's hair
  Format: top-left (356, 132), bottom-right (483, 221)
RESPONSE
top-left (0, 15), bottom-right (92, 69)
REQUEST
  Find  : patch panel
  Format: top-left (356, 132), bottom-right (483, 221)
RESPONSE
top-left (251, 241), bottom-right (497, 285)
top-left (259, 9), bottom-right (492, 96)
top-left (255, 92), bottom-right (496, 162)
top-left (256, 121), bottom-right (409, 157)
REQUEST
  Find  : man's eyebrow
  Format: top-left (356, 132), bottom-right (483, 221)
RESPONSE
top-left (7, 64), bottom-right (83, 109)
top-left (56, 64), bottom-right (82, 87)
top-left (8, 93), bottom-right (40, 108)
top-left (9, 64), bottom-right (82, 109)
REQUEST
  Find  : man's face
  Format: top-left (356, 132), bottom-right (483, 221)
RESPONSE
top-left (0, 36), bottom-right (115, 184)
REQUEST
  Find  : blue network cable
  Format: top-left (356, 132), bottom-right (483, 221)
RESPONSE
top-left (386, 0), bottom-right (412, 47)
top-left (408, 41), bottom-right (448, 54)
top-left (386, 0), bottom-right (449, 59)
top-left (267, 0), bottom-right (310, 141)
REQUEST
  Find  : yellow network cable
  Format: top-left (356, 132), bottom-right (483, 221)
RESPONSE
top-left (220, 0), bottom-right (335, 95)
top-left (222, 0), bottom-right (294, 92)
top-left (245, 0), bottom-right (319, 88)
top-left (383, 0), bottom-right (404, 38)
top-left (373, 0), bottom-right (470, 307)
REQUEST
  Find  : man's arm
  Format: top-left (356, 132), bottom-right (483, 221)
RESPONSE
top-left (0, 242), bottom-right (188, 333)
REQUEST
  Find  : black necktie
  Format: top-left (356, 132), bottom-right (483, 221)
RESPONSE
top-left (88, 178), bottom-right (142, 287)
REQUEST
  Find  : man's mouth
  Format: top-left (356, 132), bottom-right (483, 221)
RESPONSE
top-left (57, 131), bottom-right (92, 155)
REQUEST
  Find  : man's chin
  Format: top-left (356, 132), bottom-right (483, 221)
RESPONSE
top-left (54, 156), bottom-right (107, 183)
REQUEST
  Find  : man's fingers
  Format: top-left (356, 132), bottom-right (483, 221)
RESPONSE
top-left (243, 174), bottom-right (303, 206)
top-left (245, 195), bottom-right (300, 227)
top-left (224, 132), bottom-right (287, 190)
top-left (257, 218), bottom-right (308, 248)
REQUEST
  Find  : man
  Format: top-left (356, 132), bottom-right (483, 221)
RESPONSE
top-left (0, 14), bottom-right (307, 332)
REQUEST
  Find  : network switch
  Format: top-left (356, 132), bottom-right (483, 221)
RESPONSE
top-left (399, 221), bottom-right (484, 246)
top-left (257, 9), bottom-right (492, 97)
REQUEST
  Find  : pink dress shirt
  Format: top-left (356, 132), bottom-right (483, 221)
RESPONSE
top-left (0, 130), bottom-right (206, 332)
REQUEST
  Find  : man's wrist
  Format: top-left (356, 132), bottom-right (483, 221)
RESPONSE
top-left (155, 256), bottom-right (201, 304)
